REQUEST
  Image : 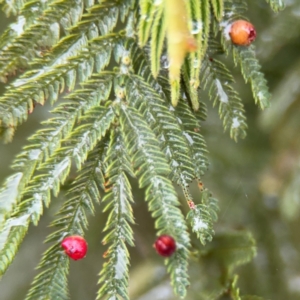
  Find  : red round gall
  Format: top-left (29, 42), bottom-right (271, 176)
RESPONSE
top-left (154, 235), bottom-right (176, 257)
top-left (229, 20), bottom-right (256, 46)
top-left (61, 235), bottom-right (87, 260)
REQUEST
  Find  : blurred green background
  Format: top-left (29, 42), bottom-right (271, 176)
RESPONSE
top-left (1, 1), bottom-right (300, 299)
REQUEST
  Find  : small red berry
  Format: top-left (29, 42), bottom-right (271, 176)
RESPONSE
top-left (154, 235), bottom-right (176, 257)
top-left (61, 235), bottom-right (88, 260)
top-left (229, 20), bottom-right (256, 46)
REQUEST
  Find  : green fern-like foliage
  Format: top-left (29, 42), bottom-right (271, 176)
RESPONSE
top-left (264, 0), bottom-right (285, 12)
top-left (0, 0), bottom-right (282, 299)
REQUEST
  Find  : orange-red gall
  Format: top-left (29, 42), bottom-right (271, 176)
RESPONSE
top-left (154, 235), bottom-right (176, 257)
top-left (61, 235), bottom-right (87, 260)
top-left (229, 20), bottom-right (256, 46)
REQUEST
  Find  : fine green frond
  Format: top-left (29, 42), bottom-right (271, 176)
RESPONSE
top-left (138, 0), bottom-right (157, 46)
top-left (128, 42), bottom-right (208, 183)
top-left (97, 129), bottom-right (135, 300)
top-left (138, 1), bottom-right (166, 79)
top-left (0, 0), bottom-right (85, 80)
top-left (185, 0), bottom-right (203, 97)
top-left (0, 106), bottom-right (114, 277)
top-left (201, 0), bottom-right (211, 60)
top-left (219, 2), bottom-right (271, 110)
top-left (186, 187), bottom-right (219, 244)
top-left (224, 0), bottom-right (248, 18)
top-left (232, 46), bottom-right (271, 110)
top-left (210, 0), bottom-right (224, 21)
top-left (173, 99), bottom-right (209, 179)
top-left (265, 0), bottom-right (285, 12)
top-left (201, 188), bottom-right (219, 223)
top-left (147, 175), bottom-right (190, 298)
top-left (125, 75), bottom-right (196, 187)
top-left (22, 105), bottom-right (114, 208)
top-left (138, 0), bottom-right (211, 111)
top-left (0, 0), bottom-right (26, 16)
top-left (0, 173), bottom-right (23, 227)
top-left (182, 61), bottom-right (199, 111)
top-left (0, 34), bottom-right (115, 141)
top-left (26, 144), bottom-right (105, 300)
top-left (0, 74), bottom-right (112, 230)
top-left (119, 104), bottom-right (190, 298)
top-left (0, 1), bottom-right (47, 57)
top-left (119, 104), bottom-right (171, 187)
top-left (0, 40), bottom-right (86, 138)
top-left (182, 0), bottom-right (211, 110)
top-left (201, 56), bottom-right (247, 140)
top-left (26, 247), bottom-right (70, 300)
top-left (0, 1), bottom-right (131, 141)
top-left (72, 1), bottom-right (129, 37)
top-left (150, 3), bottom-right (165, 78)
top-left (0, 214), bottom-right (29, 278)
